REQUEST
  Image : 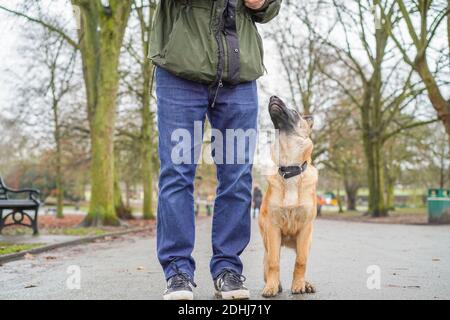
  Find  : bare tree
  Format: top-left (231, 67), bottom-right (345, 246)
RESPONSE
top-left (309, 0), bottom-right (437, 216)
top-left (5, 21), bottom-right (79, 218)
top-left (389, 0), bottom-right (450, 145)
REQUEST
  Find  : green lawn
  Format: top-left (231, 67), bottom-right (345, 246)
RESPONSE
top-left (318, 188), bottom-right (428, 197)
top-left (47, 228), bottom-right (108, 236)
top-left (391, 207), bottom-right (427, 216)
top-left (322, 207), bottom-right (427, 218)
top-left (0, 242), bottom-right (44, 256)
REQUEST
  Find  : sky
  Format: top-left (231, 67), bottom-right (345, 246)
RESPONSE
top-left (0, 9), bottom-right (21, 109)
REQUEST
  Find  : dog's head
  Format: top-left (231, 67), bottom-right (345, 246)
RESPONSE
top-left (268, 96), bottom-right (314, 164)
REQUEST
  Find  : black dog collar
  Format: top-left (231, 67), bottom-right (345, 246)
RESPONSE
top-left (278, 161), bottom-right (308, 180)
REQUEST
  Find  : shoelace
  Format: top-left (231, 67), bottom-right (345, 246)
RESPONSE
top-left (171, 265), bottom-right (197, 288)
top-left (217, 269), bottom-right (246, 288)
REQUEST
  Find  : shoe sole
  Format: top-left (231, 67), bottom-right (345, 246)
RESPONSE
top-left (215, 289), bottom-right (250, 300)
top-left (163, 290), bottom-right (194, 300)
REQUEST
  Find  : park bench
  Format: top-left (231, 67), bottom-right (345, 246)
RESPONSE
top-left (0, 177), bottom-right (41, 235)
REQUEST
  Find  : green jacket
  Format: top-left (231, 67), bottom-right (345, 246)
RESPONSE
top-left (150, 0), bottom-right (281, 85)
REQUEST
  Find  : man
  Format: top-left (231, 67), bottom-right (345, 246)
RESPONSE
top-left (150, 0), bottom-right (281, 300)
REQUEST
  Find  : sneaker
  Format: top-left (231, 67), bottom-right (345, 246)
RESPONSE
top-left (163, 273), bottom-right (196, 300)
top-left (214, 269), bottom-right (250, 300)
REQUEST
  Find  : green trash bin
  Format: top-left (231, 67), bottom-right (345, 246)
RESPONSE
top-left (427, 189), bottom-right (450, 224)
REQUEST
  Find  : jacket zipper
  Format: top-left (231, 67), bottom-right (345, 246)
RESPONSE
top-left (209, 0), bottom-right (228, 108)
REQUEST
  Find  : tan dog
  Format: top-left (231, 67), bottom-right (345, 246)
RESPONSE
top-left (259, 96), bottom-right (318, 298)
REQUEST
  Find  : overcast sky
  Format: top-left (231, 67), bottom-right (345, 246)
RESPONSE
top-left (0, 10), bottom-right (21, 110)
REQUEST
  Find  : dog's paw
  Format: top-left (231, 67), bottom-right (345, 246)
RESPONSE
top-left (262, 283), bottom-right (281, 298)
top-left (291, 281), bottom-right (315, 294)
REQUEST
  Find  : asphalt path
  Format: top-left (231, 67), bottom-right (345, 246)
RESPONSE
top-left (1, 218), bottom-right (449, 300)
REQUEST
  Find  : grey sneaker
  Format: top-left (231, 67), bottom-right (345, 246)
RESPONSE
top-left (214, 269), bottom-right (250, 300)
top-left (163, 273), bottom-right (196, 300)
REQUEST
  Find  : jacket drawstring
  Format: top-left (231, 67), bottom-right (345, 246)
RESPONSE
top-left (209, 80), bottom-right (223, 109)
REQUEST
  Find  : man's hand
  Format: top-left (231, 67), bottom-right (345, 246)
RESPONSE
top-left (244, 0), bottom-right (266, 10)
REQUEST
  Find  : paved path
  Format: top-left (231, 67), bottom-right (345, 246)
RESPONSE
top-left (1, 219), bottom-right (449, 300)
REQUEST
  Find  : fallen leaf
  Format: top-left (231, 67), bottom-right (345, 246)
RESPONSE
top-left (24, 284), bottom-right (38, 289)
top-left (137, 266), bottom-right (145, 271)
top-left (45, 256), bottom-right (57, 260)
top-left (24, 253), bottom-right (35, 260)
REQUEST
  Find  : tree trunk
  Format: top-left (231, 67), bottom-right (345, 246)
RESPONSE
top-left (141, 110), bottom-right (155, 220)
top-left (440, 149), bottom-right (446, 189)
top-left (55, 142), bottom-right (64, 219)
top-left (53, 100), bottom-right (64, 219)
top-left (75, 0), bottom-right (132, 226)
top-left (386, 179), bottom-right (395, 211)
top-left (366, 139), bottom-right (387, 217)
top-left (125, 180), bottom-right (131, 208)
top-left (141, 61), bottom-right (155, 219)
top-left (361, 24), bottom-right (389, 218)
top-left (138, 3), bottom-right (156, 220)
top-left (344, 183), bottom-right (358, 211)
top-left (362, 123), bottom-right (388, 217)
top-left (85, 119), bottom-right (118, 226)
top-left (337, 184), bottom-right (344, 214)
top-left (114, 170), bottom-right (133, 220)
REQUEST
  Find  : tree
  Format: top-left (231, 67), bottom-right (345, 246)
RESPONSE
top-left (323, 101), bottom-right (366, 211)
top-left (0, 0), bottom-right (133, 225)
top-left (74, 0), bottom-right (133, 226)
top-left (389, 0), bottom-right (450, 145)
top-left (4, 20), bottom-right (79, 218)
top-left (310, 1), bottom-right (436, 216)
top-left (130, 0), bottom-right (157, 219)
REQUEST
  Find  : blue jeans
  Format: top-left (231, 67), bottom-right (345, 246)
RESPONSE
top-left (156, 67), bottom-right (258, 280)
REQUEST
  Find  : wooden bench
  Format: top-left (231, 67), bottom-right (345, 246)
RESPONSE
top-left (0, 177), bottom-right (41, 235)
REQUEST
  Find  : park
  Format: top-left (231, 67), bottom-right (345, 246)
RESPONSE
top-left (0, 0), bottom-right (449, 301)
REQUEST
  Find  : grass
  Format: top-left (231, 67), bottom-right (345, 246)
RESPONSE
top-left (47, 228), bottom-right (108, 236)
top-left (319, 188), bottom-right (428, 197)
top-left (0, 242), bottom-right (44, 256)
top-left (322, 207), bottom-right (426, 217)
top-left (1, 227), bottom-right (107, 237)
top-left (0, 227), bottom-right (34, 236)
top-left (319, 207), bottom-right (428, 225)
top-left (391, 207), bottom-right (427, 215)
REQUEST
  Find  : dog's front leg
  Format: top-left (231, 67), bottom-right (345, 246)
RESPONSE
top-left (262, 224), bottom-right (282, 297)
top-left (292, 222), bottom-right (315, 294)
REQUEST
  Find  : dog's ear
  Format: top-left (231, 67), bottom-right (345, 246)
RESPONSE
top-left (303, 115), bottom-right (314, 129)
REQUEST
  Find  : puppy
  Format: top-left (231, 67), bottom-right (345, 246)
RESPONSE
top-left (259, 96), bottom-right (318, 297)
